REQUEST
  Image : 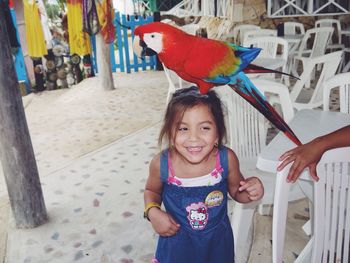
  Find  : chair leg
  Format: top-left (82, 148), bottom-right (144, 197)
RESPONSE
top-left (302, 219), bottom-right (312, 236)
top-left (165, 90), bottom-right (174, 105)
top-left (283, 64), bottom-right (290, 86)
top-left (294, 238), bottom-right (314, 263)
top-left (231, 202), bottom-right (257, 263)
top-left (258, 204), bottom-right (273, 215)
top-left (272, 171), bottom-right (291, 263)
top-left (343, 61), bottom-right (350, 73)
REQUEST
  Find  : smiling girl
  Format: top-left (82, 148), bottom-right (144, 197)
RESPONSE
top-left (144, 87), bottom-right (264, 263)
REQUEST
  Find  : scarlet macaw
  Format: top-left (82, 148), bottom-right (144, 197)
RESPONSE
top-left (133, 22), bottom-right (301, 146)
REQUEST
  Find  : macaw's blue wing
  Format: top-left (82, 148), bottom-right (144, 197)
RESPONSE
top-left (228, 72), bottom-right (301, 146)
top-left (227, 44), bottom-right (261, 73)
top-left (228, 43), bottom-right (299, 79)
top-left (204, 45), bottom-right (262, 85)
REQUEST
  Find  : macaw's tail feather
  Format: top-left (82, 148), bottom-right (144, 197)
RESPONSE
top-left (228, 74), bottom-right (302, 146)
top-left (244, 64), bottom-right (299, 80)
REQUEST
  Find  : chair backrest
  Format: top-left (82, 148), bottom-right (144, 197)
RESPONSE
top-left (217, 85), bottom-right (266, 160)
top-left (215, 19), bottom-right (236, 40)
top-left (273, 146), bottom-right (350, 263)
top-left (244, 36), bottom-right (288, 61)
top-left (252, 78), bottom-right (295, 123)
top-left (283, 21), bottom-right (305, 35)
top-left (312, 148), bottom-right (350, 263)
top-left (231, 24), bottom-right (260, 44)
top-left (291, 51), bottom-right (343, 110)
top-left (181, 23), bottom-right (200, 35)
top-left (242, 29), bottom-right (277, 45)
top-left (323, 72), bottom-right (350, 113)
top-left (297, 27), bottom-right (334, 58)
top-left (217, 78), bottom-right (294, 161)
top-left (163, 63), bottom-right (193, 104)
top-left (315, 18), bottom-right (342, 45)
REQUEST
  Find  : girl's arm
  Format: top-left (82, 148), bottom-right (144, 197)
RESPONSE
top-left (144, 153), bottom-right (180, 236)
top-left (227, 149), bottom-right (264, 203)
top-left (144, 153), bottom-right (163, 207)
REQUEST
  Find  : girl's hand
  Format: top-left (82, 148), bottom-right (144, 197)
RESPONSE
top-left (148, 208), bottom-right (180, 237)
top-left (239, 177), bottom-right (264, 201)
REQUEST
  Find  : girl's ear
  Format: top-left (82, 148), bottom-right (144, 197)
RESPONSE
top-left (170, 136), bottom-right (175, 149)
top-left (214, 141), bottom-right (218, 148)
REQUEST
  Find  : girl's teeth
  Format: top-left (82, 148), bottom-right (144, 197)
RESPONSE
top-left (188, 147), bottom-right (201, 152)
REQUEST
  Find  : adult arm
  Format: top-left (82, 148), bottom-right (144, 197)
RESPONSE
top-left (278, 125), bottom-right (350, 182)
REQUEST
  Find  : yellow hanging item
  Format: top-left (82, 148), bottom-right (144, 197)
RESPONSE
top-left (23, 0), bottom-right (47, 57)
top-left (67, 0), bottom-right (92, 56)
top-left (96, 0), bottom-right (115, 44)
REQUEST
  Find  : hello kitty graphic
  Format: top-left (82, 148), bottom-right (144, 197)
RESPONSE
top-left (186, 202), bottom-right (208, 230)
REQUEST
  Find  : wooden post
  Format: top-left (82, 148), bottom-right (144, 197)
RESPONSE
top-left (0, 6), bottom-right (47, 228)
top-left (96, 32), bottom-right (115, 90)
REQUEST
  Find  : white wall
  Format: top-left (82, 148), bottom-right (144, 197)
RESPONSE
top-left (113, 0), bottom-right (135, 14)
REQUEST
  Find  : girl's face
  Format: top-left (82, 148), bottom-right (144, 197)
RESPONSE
top-left (173, 104), bottom-right (218, 165)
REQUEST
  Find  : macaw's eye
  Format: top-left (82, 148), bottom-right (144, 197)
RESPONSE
top-left (151, 34), bottom-right (155, 38)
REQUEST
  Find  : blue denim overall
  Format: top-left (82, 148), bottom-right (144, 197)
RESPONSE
top-left (153, 146), bottom-right (234, 263)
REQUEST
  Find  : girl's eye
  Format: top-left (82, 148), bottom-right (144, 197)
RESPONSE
top-left (202, 126), bottom-right (211, 130)
top-left (178, 127), bottom-right (188, 131)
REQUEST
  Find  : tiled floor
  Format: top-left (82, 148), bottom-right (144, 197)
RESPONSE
top-left (6, 124), bottom-right (162, 263)
top-left (1, 71), bottom-right (169, 263)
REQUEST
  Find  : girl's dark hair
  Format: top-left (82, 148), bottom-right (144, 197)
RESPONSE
top-left (158, 86), bottom-right (226, 148)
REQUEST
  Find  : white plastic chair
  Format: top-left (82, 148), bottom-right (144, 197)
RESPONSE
top-left (244, 36), bottom-right (289, 80)
top-left (283, 21), bottom-right (305, 36)
top-left (244, 36), bottom-right (288, 63)
top-left (181, 23), bottom-right (200, 35)
top-left (163, 63), bottom-right (193, 104)
top-left (242, 29), bottom-right (277, 46)
top-left (280, 22), bottom-right (305, 54)
top-left (343, 47), bottom-right (350, 73)
top-left (323, 72), bottom-right (350, 113)
top-left (290, 27), bottom-right (334, 78)
top-left (215, 19), bottom-right (236, 40)
top-left (290, 51), bottom-right (343, 111)
top-left (272, 147), bottom-right (350, 263)
top-left (278, 22), bottom-right (305, 85)
top-left (216, 78), bottom-right (304, 263)
top-left (230, 24), bottom-right (261, 45)
top-left (315, 18), bottom-right (344, 51)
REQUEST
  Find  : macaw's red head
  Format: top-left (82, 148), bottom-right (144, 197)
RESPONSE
top-left (133, 22), bottom-right (187, 58)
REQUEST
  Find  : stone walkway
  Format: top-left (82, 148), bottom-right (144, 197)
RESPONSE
top-left (1, 71), bottom-right (169, 263)
top-left (6, 124), bottom-right (162, 263)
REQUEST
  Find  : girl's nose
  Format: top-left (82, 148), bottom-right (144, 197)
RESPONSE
top-left (188, 130), bottom-right (199, 141)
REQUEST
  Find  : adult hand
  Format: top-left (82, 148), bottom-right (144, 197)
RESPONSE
top-left (277, 140), bottom-right (323, 183)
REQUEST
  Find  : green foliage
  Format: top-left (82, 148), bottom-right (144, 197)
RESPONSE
top-left (56, 0), bottom-right (67, 10)
top-left (45, 0), bottom-right (66, 21)
top-left (45, 3), bottom-right (61, 20)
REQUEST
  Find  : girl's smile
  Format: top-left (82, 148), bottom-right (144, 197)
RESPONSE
top-left (186, 146), bottom-right (204, 153)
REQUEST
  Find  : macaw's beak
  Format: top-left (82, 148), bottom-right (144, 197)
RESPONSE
top-left (132, 36), bottom-right (157, 60)
top-left (140, 39), bottom-right (157, 57)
